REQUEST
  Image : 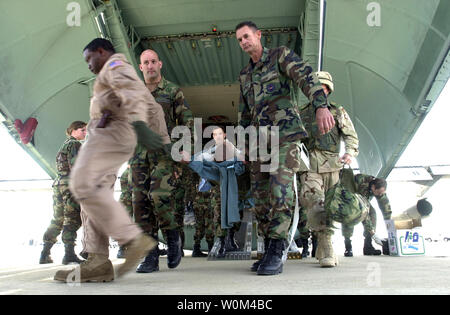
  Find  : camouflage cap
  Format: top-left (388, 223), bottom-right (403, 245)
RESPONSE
top-left (313, 71), bottom-right (334, 94)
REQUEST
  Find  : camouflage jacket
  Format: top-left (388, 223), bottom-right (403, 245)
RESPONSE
top-left (238, 46), bottom-right (328, 142)
top-left (55, 136), bottom-right (82, 181)
top-left (354, 174), bottom-right (392, 220)
top-left (151, 76), bottom-right (194, 137)
top-left (300, 101), bottom-right (359, 173)
top-left (119, 166), bottom-right (132, 193)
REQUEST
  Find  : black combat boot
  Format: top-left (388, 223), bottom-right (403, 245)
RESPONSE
top-left (311, 234), bottom-right (318, 258)
top-left (226, 230), bottom-right (239, 252)
top-left (166, 229), bottom-right (182, 268)
top-left (117, 245), bottom-right (126, 259)
top-left (217, 237), bottom-right (227, 258)
top-left (136, 248), bottom-right (159, 273)
top-left (192, 243), bottom-right (208, 257)
top-left (158, 246), bottom-right (168, 256)
top-left (39, 242), bottom-right (54, 264)
top-left (363, 236), bottom-right (381, 255)
top-left (207, 240), bottom-right (214, 253)
top-left (382, 239), bottom-right (390, 255)
top-left (251, 238), bottom-right (270, 272)
top-left (62, 244), bottom-right (84, 264)
top-left (344, 238), bottom-right (353, 257)
top-left (257, 239), bottom-right (286, 276)
top-left (180, 230), bottom-right (185, 257)
top-left (301, 238), bottom-right (309, 258)
top-left (79, 251), bottom-right (89, 260)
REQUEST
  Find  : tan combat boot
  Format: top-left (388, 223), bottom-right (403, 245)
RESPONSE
top-left (317, 231), bottom-right (338, 268)
top-left (116, 233), bottom-right (157, 278)
top-left (54, 253), bottom-right (114, 283)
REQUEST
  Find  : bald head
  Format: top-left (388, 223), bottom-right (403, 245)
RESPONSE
top-left (139, 49), bottom-right (162, 83)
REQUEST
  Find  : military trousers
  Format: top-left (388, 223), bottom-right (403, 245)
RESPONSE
top-left (119, 167), bottom-right (133, 217)
top-left (172, 172), bottom-right (186, 245)
top-left (70, 119), bottom-right (142, 256)
top-left (43, 181), bottom-right (82, 246)
top-left (148, 152), bottom-right (181, 231)
top-left (250, 141), bottom-right (302, 240)
top-left (299, 170), bottom-right (340, 234)
top-left (296, 206), bottom-right (311, 240)
top-left (129, 147), bottom-right (158, 236)
top-left (193, 190), bottom-right (215, 243)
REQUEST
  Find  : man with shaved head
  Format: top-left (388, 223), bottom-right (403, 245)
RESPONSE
top-left (131, 49), bottom-right (194, 273)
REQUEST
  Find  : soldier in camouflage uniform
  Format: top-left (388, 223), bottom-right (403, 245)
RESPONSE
top-left (40, 121), bottom-right (87, 265)
top-left (135, 49), bottom-right (194, 272)
top-left (205, 125), bottom-right (244, 258)
top-left (299, 71), bottom-right (359, 267)
top-left (341, 174), bottom-right (392, 256)
top-left (235, 21), bottom-right (335, 275)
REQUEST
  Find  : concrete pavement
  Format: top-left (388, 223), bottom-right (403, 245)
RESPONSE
top-left (1, 252), bottom-right (449, 295)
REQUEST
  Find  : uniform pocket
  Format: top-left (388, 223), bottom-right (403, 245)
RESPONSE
top-left (280, 141), bottom-right (302, 173)
top-left (261, 72), bottom-right (281, 96)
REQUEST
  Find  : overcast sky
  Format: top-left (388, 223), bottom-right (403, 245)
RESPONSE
top-left (0, 126), bottom-right (50, 180)
top-left (395, 80), bottom-right (450, 167)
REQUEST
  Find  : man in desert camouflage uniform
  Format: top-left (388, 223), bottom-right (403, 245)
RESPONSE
top-left (235, 21), bottom-right (335, 276)
top-left (299, 71), bottom-right (359, 267)
top-left (54, 38), bottom-right (168, 283)
top-left (40, 121), bottom-right (87, 265)
top-left (135, 49), bottom-right (194, 273)
top-left (341, 174), bottom-right (392, 256)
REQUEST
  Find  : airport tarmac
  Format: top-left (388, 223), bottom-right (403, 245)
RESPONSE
top-left (0, 244), bottom-right (449, 296)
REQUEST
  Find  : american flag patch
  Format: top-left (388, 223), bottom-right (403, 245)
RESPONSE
top-left (109, 60), bottom-right (122, 68)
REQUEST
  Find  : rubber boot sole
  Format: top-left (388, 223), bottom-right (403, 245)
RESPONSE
top-left (54, 273), bottom-right (114, 283)
top-left (54, 265), bottom-right (114, 283)
top-left (250, 260), bottom-right (262, 272)
top-left (136, 266), bottom-right (159, 273)
top-left (256, 265), bottom-right (283, 276)
top-left (192, 253), bottom-right (208, 257)
top-left (363, 250), bottom-right (381, 256)
top-left (320, 256), bottom-right (339, 268)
